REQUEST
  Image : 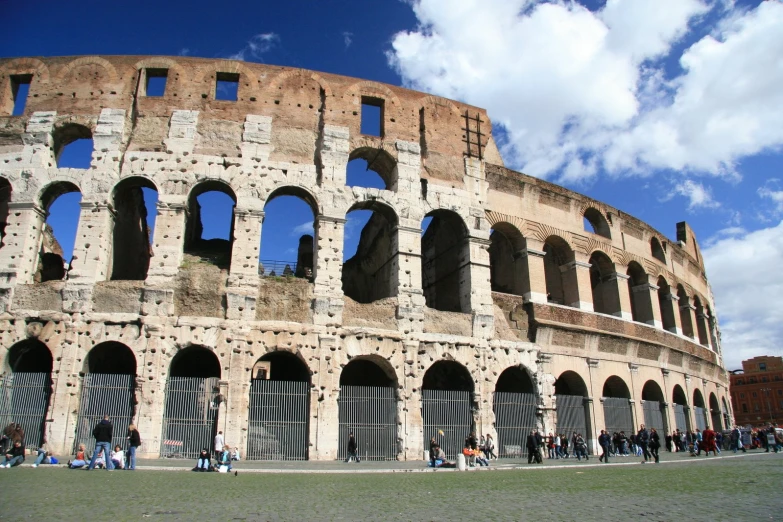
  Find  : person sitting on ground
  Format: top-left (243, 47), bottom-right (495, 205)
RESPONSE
top-left (32, 443), bottom-right (58, 467)
top-left (69, 444), bottom-right (90, 469)
top-left (475, 448), bottom-right (489, 467)
top-left (111, 444), bottom-right (125, 469)
top-left (217, 444), bottom-right (233, 472)
top-left (231, 447), bottom-right (241, 461)
top-left (93, 448), bottom-right (106, 469)
top-left (194, 448), bottom-right (211, 472)
top-left (429, 444), bottom-right (446, 467)
top-left (0, 440), bottom-right (25, 468)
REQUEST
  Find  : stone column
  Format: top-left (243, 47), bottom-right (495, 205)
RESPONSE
top-left (680, 296), bottom-right (698, 341)
top-left (226, 207), bottom-right (263, 321)
top-left (468, 235), bottom-right (494, 339)
top-left (560, 256), bottom-right (593, 311)
top-left (631, 279), bottom-right (661, 328)
top-left (395, 225), bottom-right (425, 333)
top-left (0, 202), bottom-right (46, 290)
top-left (661, 292), bottom-right (682, 335)
top-left (312, 215), bottom-right (345, 326)
top-left (586, 358), bottom-right (603, 455)
top-left (683, 375), bottom-right (696, 432)
top-left (661, 369), bottom-right (675, 435)
top-left (519, 239), bottom-right (547, 304)
top-left (607, 271), bottom-right (633, 320)
top-left (629, 363), bottom-right (643, 429)
top-left (696, 310), bottom-right (712, 349)
top-left (44, 327), bottom-right (80, 456)
top-left (135, 327), bottom-right (167, 458)
top-left (68, 201), bottom-right (114, 283)
top-left (402, 341), bottom-right (424, 460)
top-left (143, 200), bottom-right (187, 316)
top-left (311, 335), bottom-right (340, 460)
top-left (223, 338), bottom-right (251, 454)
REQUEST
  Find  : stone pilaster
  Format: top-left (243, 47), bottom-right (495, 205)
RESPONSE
top-left (68, 201), bottom-right (114, 283)
top-left (401, 341), bottom-right (424, 459)
top-left (519, 239), bottom-right (547, 304)
top-left (468, 234), bottom-right (494, 339)
top-left (631, 279), bottom-right (661, 327)
top-left (312, 334), bottom-right (340, 460)
top-left (312, 215), bottom-right (345, 326)
top-left (680, 296), bottom-right (698, 341)
top-left (226, 207), bottom-right (263, 320)
top-left (223, 339), bottom-right (250, 454)
top-left (560, 257), bottom-right (593, 311)
top-left (0, 202), bottom-right (46, 292)
top-left (164, 110), bottom-right (199, 154)
top-left (92, 108), bottom-right (127, 169)
top-left (395, 140), bottom-right (421, 193)
top-left (661, 292), bottom-right (682, 335)
top-left (145, 200), bottom-right (187, 286)
top-left (320, 125), bottom-right (349, 185)
top-left (136, 326), bottom-right (167, 457)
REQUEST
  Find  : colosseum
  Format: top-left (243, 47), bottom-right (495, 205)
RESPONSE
top-left (0, 55), bottom-right (732, 461)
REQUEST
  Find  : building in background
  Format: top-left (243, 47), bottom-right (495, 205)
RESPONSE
top-left (730, 356), bottom-right (783, 427)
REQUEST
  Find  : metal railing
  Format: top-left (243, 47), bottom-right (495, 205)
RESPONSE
top-left (421, 389), bottom-right (472, 460)
top-left (338, 385), bottom-right (398, 461)
top-left (246, 379), bottom-right (309, 461)
top-left (0, 372), bottom-right (51, 448)
top-left (73, 373), bottom-right (136, 454)
top-left (258, 259), bottom-right (312, 279)
top-left (494, 391), bottom-right (537, 458)
top-left (160, 377), bottom-right (220, 459)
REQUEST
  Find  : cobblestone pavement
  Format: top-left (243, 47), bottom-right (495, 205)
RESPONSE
top-left (0, 451), bottom-right (780, 521)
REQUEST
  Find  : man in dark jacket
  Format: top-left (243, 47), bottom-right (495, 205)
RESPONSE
top-left (637, 424), bottom-right (651, 463)
top-left (88, 415), bottom-right (114, 470)
top-left (0, 440), bottom-right (25, 467)
top-left (345, 431), bottom-right (360, 463)
top-left (598, 430), bottom-right (611, 463)
top-left (526, 430), bottom-right (539, 464)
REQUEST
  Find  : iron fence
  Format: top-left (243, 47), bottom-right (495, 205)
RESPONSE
top-left (421, 389), bottom-right (472, 459)
top-left (693, 406), bottom-right (708, 431)
top-left (673, 404), bottom-right (690, 432)
top-left (494, 391), bottom-right (537, 459)
top-left (73, 373), bottom-right (136, 454)
top-left (160, 376), bottom-right (220, 459)
top-left (711, 409), bottom-right (724, 431)
top-left (642, 400), bottom-right (667, 434)
top-left (338, 385), bottom-right (398, 461)
top-left (602, 397), bottom-right (634, 436)
top-left (0, 372), bottom-right (51, 448)
top-left (246, 379), bottom-right (309, 461)
top-left (556, 394), bottom-right (591, 454)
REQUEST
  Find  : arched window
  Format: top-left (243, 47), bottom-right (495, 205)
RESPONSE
top-left (260, 187), bottom-right (317, 279)
top-left (650, 237), bottom-right (666, 264)
top-left (53, 123), bottom-right (93, 168)
top-left (589, 251), bottom-right (619, 315)
top-left (421, 210), bottom-right (470, 313)
top-left (488, 222), bottom-right (528, 297)
top-left (657, 276), bottom-right (677, 332)
top-left (543, 236), bottom-right (574, 306)
top-left (38, 182), bottom-right (81, 282)
top-left (346, 148), bottom-right (396, 190)
top-left (676, 285), bottom-right (694, 338)
top-left (342, 201), bottom-right (398, 303)
top-left (184, 181), bottom-right (236, 270)
top-left (626, 262), bottom-right (653, 324)
top-left (110, 177), bottom-right (158, 280)
top-left (583, 208), bottom-right (611, 239)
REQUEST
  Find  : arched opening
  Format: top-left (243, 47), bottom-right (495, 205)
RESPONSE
top-left (3, 340), bottom-right (53, 447)
top-left (183, 181), bottom-right (236, 270)
top-left (37, 182), bottom-right (81, 282)
top-left (0, 177), bottom-right (11, 247)
top-left (161, 346), bottom-right (221, 459)
top-left (421, 360), bottom-right (474, 459)
top-left (247, 351), bottom-right (311, 461)
top-left (693, 296), bottom-right (710, 346)
top-left (75, 342), bottom-right (138, 454)
top-left (347, 148), bottom-right (396, 190)
top-left (53, 123), bottom-right (93, 168)
top-left (342, 201), bottom-right (398, 303)
top-left (421, 210), bottom-right (470, 313)
top-left (677, 285), bottom-right (694, 338)
top-left (260, 187), bottom-right (317, 279)
top-left (543, 236), bottom-right (574, 306)
top-left (583, 208), bottom-right (611, 239)
top-left (626, 262), bottom-right (653, 324)
top-left (589, 251), bottom-right (619, 315)
top-left (338, 357), bottom-right (398, 461)
top-left (488, 222), bottom-right (528, 296)
top-left (602, 376), bottom-right (633, 437)
top-left (693, 388), bottom-right (708, 431)
top-left (110, 177), bottom-right (158, 280)
top-left (650, 237), bottom-right (666, 264)
top-left (641, 380), bottom-right (667, 434)
top-left (672, 384), bottom-right (691, 432)
top-left (554, 370), bottom-right (591, 454)
top-left (657, 276), bottom-right (677, 332)
top-left (709, 393), bottom-right (723, 431)
top-left (494, 366), bottom-right (538, 459)
top-left (721, 397), bottom-right (730, 431)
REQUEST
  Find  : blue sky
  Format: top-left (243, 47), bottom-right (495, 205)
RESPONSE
top-left (4, 0), bottom-right (783, 369)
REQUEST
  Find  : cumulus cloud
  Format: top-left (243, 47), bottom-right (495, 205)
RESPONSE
top-left (702, 222), bottom-right (783, 370)
top-left (229, 33), bottom-right (279, 62)
top-left (666, 179), bottom-right (720, 210)
top-left (758, 179), bottom-right (783, 215)
top-left (388, 0), bottom-right (783, 182)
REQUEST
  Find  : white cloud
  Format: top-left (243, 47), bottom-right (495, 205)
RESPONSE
top-left (703, 222), bottom-right (783, 370)
top-left (667, 179), bottom-right (720, 210)
top-left (178, 48), bottom-right (190, 56)
top-left (758, 179), bottom-right (783, 215)
top-left (388, 0), bottom-right (783, 182)
top-left (228, 33), bottom-right (279, 62)
top-left (342, 31), bottom-right (353, 49)
top-left (291, 221), bottom-right (314, 237)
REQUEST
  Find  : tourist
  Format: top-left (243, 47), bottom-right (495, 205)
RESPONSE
top-left (32, 443), bottom-right (58, 467)
top-left (553, 432), bottom-right (561, 459)
top-left (665, 432), bottom-right (673, 452)
top-left (217, 444), bottom-right (232, 472)
top-left (214, 430), bottom-right (224, 461)
top-left (598, 430), bottom-right (611, 463)
top-left (574, 433), bottom-right (588, 461)
top-left (649, 428), bottom-right (660, 464)
top-left (194, 448), bottom-right (211, 471)
top-left (694, 429), bottom-right (703, 455)
top-left (559, 433), bottom-right (569, 459)
top-left (111, 444), bottom-right (125, 469)
top-left (69, 444), bottom-right (90, 469)
top-left (0, 440), bottom-right (25, 468)
top-left (345, 431), bottom-right (360, 463)
top-left (126, 423), bottom-right (141, 470)
top-left (702, 428), bottom-right (717, 456)
top-left (231, 447), bottom-right (241, 461)
top-left (93, 448), bottom-right (107, 469)
top-left (484, 434), bottom-right (496, 460)
top-left (618, 431), bottom-right (629, 456)
top-left (637, 424), bottom-right (651, 463)
top-left (88, 414), bottom-right (114, 470)
top-left (715, 431), bottom-right (723, 454)
top-left (547, 432), bottom-right (555, 459)
top-left (526, 430), bottom-right (540, 464)
top-left (429, 436), bottom-right (438, 467)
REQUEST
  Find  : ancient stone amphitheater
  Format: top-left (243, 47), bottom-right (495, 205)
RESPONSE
top-left (0, 56), bottom-right (731, 461)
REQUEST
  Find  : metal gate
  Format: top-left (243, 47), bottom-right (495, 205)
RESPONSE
top-left (74, 373), bottom-right (136, 454)
top-left (556, 394), bottom-right (591, 454)
top-left (0, 372), bottom-right (51, 448)
top-left (494, 391), bottom-right (537, 459)
top-left (642, 400), bottom-right (667, 434)
top-left (246, 379), bottom-right (309, 461)
top-left (160, 377), bottom-right (219, 459)
top-left (673, 404), bottom-right (690, 432)
top-left (711, 409), bottom-right (723, 431)
top-left (693, 406), bottom-right (708, 431)
top-left (338, 385), bottom-right (397, 461)
top-left (602, 397), bottom-right (633, 435)
top-left (422, 389), bottom-right (472, 459)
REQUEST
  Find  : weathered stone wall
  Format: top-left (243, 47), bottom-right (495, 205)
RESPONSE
top-left (0, 56), bottom-right (730, 459)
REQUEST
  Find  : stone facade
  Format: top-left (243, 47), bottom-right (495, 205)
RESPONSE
top-left (0, 56), bottom-right (730, 459)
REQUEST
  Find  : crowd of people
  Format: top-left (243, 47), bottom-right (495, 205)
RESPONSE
top-left (425, 431), bottom-right (496, 468)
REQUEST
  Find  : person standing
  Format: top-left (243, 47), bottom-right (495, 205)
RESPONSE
top-left (526, 430), bottom-right (539, 464)
top-left (598, 430), bottom-right (611, 463)
top-left (484, 434), bottom-right (497, 460)
top-left (214, 431), bottom-right (224, 461)
top-left (649, 428), bottom-right (660, 464)
top-left (88, 414), bottom-right (114, 470)
top-left (345, 431), bottom-right (360, 463)
top-left (126, 423), bottom-right (141, 470)
top-left (637, 424), bottom-right (651, 463)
